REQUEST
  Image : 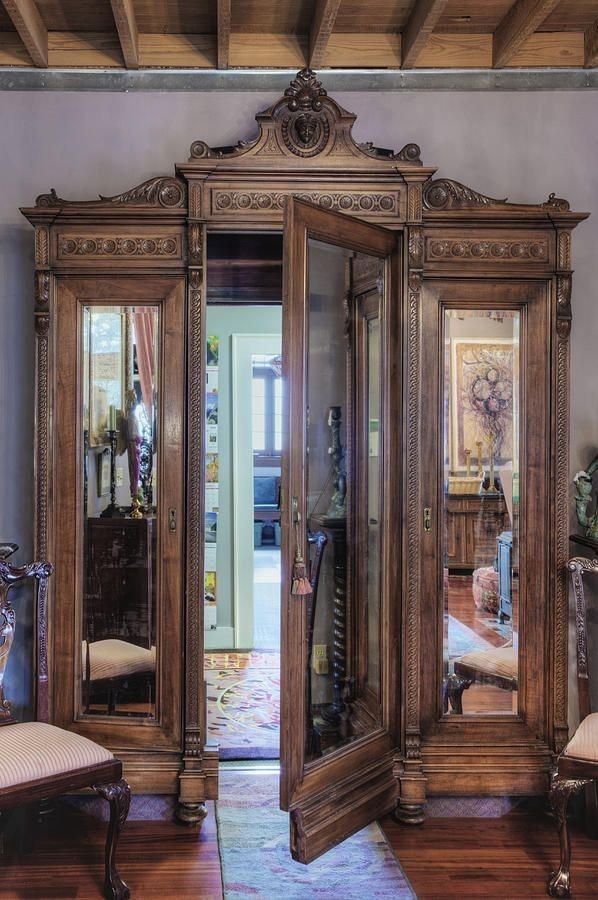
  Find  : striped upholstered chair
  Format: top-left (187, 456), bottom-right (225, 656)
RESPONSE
top-left (0, 553), bottom-right (131, 899)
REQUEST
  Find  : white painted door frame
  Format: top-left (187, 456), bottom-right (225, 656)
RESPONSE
top-left (231, 333), bottom-right (282, 648)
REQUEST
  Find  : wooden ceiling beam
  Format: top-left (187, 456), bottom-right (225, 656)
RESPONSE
top-left (585, 18), bottom-right (598, 67)
top-left (309, 0), bottom-right (342, 69)
top-left (401, 0), bottom-right (449, 69)
top-left (493, 0), bottom-right (561, 68)
top-left (217, 0), bottom-right (231, 69)
top-left (1, 0), bottom-right (47, 67)
top-left (109, 0), bottom-right (138, 69)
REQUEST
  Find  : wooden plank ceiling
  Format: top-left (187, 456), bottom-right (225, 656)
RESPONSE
top-left (0, 0), bottom-right (596, 70)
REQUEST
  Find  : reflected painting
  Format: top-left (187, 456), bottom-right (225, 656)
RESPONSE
top-left (443, 309), bottom-right (520, 716)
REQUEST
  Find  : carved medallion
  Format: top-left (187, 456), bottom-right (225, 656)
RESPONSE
top-left (281, 112), bottom-right (330, 158)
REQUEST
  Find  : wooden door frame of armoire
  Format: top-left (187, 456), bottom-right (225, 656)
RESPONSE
top-left (21, 68), bottom-right (588, 825)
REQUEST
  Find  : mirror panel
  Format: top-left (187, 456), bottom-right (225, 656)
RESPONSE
top-left (305, 240), bottom-right (384, 761)
top-left (81, 305), bottom-right (159, 719)
top-left (442, 309), bottom-right (520, 716)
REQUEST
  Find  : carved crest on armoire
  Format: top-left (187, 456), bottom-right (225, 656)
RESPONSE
top-left (21, 69), bottom-right (587, 846)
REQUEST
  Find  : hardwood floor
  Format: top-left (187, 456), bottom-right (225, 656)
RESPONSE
top-left (381, 800), bottom-right (598, 899)
top-left (2, 796), bottom-right (598, 899)
top-left (0, 800), bottom-right (223, 899)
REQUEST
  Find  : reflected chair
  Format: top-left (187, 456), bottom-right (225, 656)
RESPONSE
top-left (448, 645), bottom-right (518, 714)
top-left (0, 557), bottom-right (131, 899)
top-left (547, 557), bottom-right (598, 898)
top-left (83, 636), bottom-right (156, 715)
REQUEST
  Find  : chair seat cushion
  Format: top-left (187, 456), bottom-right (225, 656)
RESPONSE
top-left (82, 640), bottom-right (156, 682)
top-left (0, 721), bottom-right (114, 789)
top-left (563, 712), bottom-right (598, 762)
top-left (457, 646), bottom-right (518, 680)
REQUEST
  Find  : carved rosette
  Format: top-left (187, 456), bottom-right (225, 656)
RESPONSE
top-left (58, 235), bottom-right (180, 259)
top-left (427, 238), bottom-right (548, 262)
top-left (212, 190), bottom-right (398, 216)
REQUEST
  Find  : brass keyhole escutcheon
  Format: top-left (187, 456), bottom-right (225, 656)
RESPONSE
top-left (423, 507), bottom-right (432, 532)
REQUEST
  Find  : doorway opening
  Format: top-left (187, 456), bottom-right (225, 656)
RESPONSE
top-left (203, 233), bottom-right (283, 760)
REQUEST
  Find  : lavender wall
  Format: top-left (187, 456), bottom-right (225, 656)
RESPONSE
top-left (1, 89), bottom-right (596, 721)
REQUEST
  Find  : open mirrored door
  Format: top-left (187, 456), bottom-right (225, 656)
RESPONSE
top-left (281, 198), bottom-right (401, 863)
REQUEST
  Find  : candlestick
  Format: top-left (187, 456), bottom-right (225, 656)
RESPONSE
top-left (476, 441), bottom-right (483, 476)
top-left (109, 404), bottom-right (116, 430)
top-left (489, 446), bottom-right (495, 493)
top-left (465, 448), bottom-right (471, 477)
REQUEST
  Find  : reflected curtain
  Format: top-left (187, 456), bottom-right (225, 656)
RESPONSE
top-left (134, 309), bottom-right (155, 418)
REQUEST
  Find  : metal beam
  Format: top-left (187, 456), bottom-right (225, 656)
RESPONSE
top-left (493, 0), bottom-right (561, 68)
top-left (1, 0), bottom-right (47, 67)
top-left (0, 67), bottom-right (597, 92)
top-left (109, 0), bottom-right (139, 69)
top-left (401, 0), bottom-right (449, 69)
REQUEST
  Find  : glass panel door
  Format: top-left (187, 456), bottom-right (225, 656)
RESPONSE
top-left (81, 306), bottom-right (159, 718)
top-left (442, 310), bottom-right (520, 716)
top-left (281, 198), bottom-right (400, 863)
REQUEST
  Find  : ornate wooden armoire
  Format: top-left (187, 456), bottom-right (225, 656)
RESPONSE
top-left (22, 69), bottom-right (588, 861)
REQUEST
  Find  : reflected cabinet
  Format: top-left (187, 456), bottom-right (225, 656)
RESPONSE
top-left (22, 69), bottom-right (588, 846)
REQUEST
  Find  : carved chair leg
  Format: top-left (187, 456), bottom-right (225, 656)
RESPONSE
top-left (447, 673), bottom-right (472, 715)
top-left (93, 779), bottom-right (131, 900)
top-left (548, 775), bottom-right (592, 898)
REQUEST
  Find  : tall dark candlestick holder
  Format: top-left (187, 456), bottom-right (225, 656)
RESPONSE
top-left (100, 429), bottom-right (119, 518)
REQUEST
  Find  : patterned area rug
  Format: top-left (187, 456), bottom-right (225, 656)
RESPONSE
top-left (447, 614), bottom-right (491, 658)
top-left (206, 653), bottom-right (280, 759)
top-left (216, 769), bottom-right (415, 899)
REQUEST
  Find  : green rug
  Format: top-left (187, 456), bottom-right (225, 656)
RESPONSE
top-left (216, 768), bottom-right (415, 899)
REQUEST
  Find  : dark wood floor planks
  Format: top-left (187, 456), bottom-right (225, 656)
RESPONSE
top-left (381, 800), bottom-right (598, 899)
top-left (0, 800), bottom-right (223, 899)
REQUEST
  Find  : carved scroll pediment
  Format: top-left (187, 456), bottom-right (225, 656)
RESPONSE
top-left (35, 176), bottom-right (187, 209)
top-left (188, 68), bottom-right (422, 167)
top-left (423, 178), bottom-right (571, 214)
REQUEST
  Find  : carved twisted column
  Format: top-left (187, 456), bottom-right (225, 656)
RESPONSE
top-left (177, 191), bottom-right (210, 826)
top-left (553, 226), bottom-right (574, 756)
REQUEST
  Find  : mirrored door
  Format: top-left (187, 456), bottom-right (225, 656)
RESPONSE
top-left (53, 276), bottom-right (185, 750)
top-left (281, 198), bottom-right (401, 863)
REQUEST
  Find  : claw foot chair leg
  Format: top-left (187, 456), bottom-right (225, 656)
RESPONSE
top-left (93, 779), bottom-right (132, 900)
top-left (548, 775), bottom-right (591, 898)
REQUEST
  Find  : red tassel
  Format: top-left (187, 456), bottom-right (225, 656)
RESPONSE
top-left (291, 552), bottom-right (312, 596)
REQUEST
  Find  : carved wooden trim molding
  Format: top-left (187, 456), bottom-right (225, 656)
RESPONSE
top-left (553, 270), bottom-right (572, 752)
top-left (407, 183), bottom-right (423, 223)
top-left (188, 223), bottom-right (202, 264)
top-left (34, 313), bottom-right (50, 561)
top-left (35, 226), bottom-right (49, 267)
top-left (57, 234), bottom-right (181, 259)
top-left (558, 231), bottom-right (572, 270)
top-left (34, 271), bottom-right (49, 309)
top-left (35, 176), bottom-right (187, 209)
top-left (211, 189), bottom-right (400, 216)
top-left (408, 227), bottom-right (423, 269)
top-left (405, 269), bottom-right (422, 753)
top-left (426, 237), bottom-right (549, 262)
top-left (189, 183), bottom-right (202, 220)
